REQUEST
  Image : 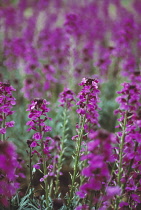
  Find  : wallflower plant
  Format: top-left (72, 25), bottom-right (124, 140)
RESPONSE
top-left (67, 78), bottom-right (100, 209)
top-left (1, 1), bottom-right (141, 209)
top-left (1, 75), bottom-right (141, 210)
top-left (26, 98), bottom-right (52, 209)
top-left (54, 88), bottom-right (75, 198)
top-left (0, 82), bottom-right (24, 208)
top-left (0, 82), bottom-right (16, 141)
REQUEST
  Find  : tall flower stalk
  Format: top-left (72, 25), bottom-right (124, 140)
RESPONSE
top-left (117, 110), bottom-right (127, 187)
top-left (67, 78), bottom-right (100, 208)
top-left (54, 107), bottom-right (68, 198)
top-left (26, 139), bottom-right (34, 196)
top-left (115, 82), bottom-right (141, 209)
top-left (76, 130), bottom-right (119, 210)
top-left (55, 88), bottom-right (75, 197)
top-left (0, 141), bottom-right (23, 207)
top-left (68, 115), bottom-right (85, 209)
top-left (26, 98), bottom-right (52, 208)
top-left (0, 82), bottom-right (16, 141)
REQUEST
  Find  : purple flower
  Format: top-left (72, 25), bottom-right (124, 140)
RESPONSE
top-left (43, 125), bottom-right (52, 132)
top-left (76, 78), bottom-right (100, 132)
top-left (106, 186), bottom-right (121, 199)
top-left (30, 141), bottom-right (38, 148)
top-left (26, 98), bottom-right (56, 189)
top-left (26, 98), bottom-right (51, 135)
top-left (32, 132), bottom-right (42, 140)
top-left (0, 128), bottom-right (6, 134)
top-left (0, 82), bottom-right (16, 137)
top-left (75, 205), bottom-right (89, 210)
top-left (26, 120), bottom-right (34, 127)
top-left (76, 190), bottom-right (86, 199)
top-left (76, 129), bottom-right (116, 207)
top-left (115, 80), bottom-right (141, 208)
top-left (115, 82), bottom-right (140, 111)
top-left (0, 141), bottom-right (23, 207)
top-left (33, 163), bottom-right (40, 169)
top-left (5, 121), bottom-right (15, 128)
top-left (119, 201), bottom-right (129, 208)
top-left (59, 88), bottom-right (75, 109)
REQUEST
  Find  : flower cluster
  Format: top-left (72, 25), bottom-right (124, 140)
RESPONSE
top-left (0, 141), bottom-right (22, 207)
top-left (77, 78), bottom-right (100, 132)
top-left (0, 82), bottom-right (16, 136)
top-left (2, 0), bottom-right (141, 209)
top-left (59, 87), bottom-right (75, 109)
top-left (26, 98), bottom-right (56, 189)
top-left (1, 0), bottom-right (141, 100)
top-left (115, 81), bottom-right (141, 209)
top-left (67, 78), bottom-right (101, 208)
top-left (26, 98), bottom-right (52, 156)
top-left (26, 98), bottom-right (51, 133)
top-left (76, 130), bottom-right (119, 209)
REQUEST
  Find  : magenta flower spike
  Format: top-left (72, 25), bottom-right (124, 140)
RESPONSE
top-left (76, 78), bottom-right (100, 132)
top-left (26, 98), bottom-right (52, 165)
top-left (0, 141), bottom-right (23, 207)
top-left (59, 87), bottom-right (75, 109)
top-left (76, 130), bottom-right (119, 209)
top-left (26, 98), bottom-right (52, 207)
top-left (68, 78), bottom-right (101, 208)
top-left (115, 81), bottom-right (141, 209)
top-left (0, 82), bottom-right (16, 140)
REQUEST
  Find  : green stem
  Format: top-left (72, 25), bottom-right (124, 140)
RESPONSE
top-left (54, 108), bottom-right (67, 197)
top-left (39, 119), bottom-right (49, 208)
top-left (79, 141), bottom-right (88, 185)
top-left (29, 147), bottom-right (33, 199)
top-left (67, 115), bottom-right (85, 208)
top-left (75, 146), bottom-right (88, 206)
top-left (2, 113), bottom-right (6, 141)
top-left (49, 178), bottom-right (54, 197)
top-left (115, 111), bottom-right (128, 209)
top-left (29, 148), bottom-right (32, 186)
top-left (88, 191), bottom-right (95, 210)
top-left (117, 113), bottom-right (127, 185)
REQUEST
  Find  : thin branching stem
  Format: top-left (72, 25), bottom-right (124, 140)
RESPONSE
top-left (39, 118), bottom-right (49, 208)
top-left (55, 107), bottom-right (68, 198)
top-left (67, 115), bottom-right (85, 209)
top-left (115, 110), bottom-right (128, 209)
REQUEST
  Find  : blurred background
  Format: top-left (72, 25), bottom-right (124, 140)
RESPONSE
top-left (0, 0), bottom-right (140, 160)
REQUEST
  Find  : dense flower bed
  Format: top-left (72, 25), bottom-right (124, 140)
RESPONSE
top-left (1, 0), bottom-right (141, 209)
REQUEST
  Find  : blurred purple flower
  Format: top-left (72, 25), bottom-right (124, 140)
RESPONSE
top-left (0, 141), bottom-right (23, 207)
top-left (0, 82), bottom-right (16, 137)
top-left (59, 88), bottom-right (75, 109)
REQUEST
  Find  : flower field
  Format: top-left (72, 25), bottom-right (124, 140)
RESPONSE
top-left (1, 0), bottom-right (141, 209)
